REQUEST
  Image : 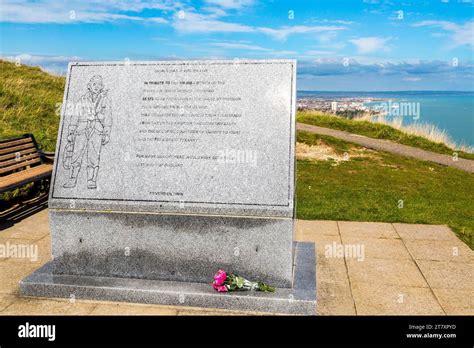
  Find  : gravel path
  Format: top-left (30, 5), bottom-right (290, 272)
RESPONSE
top-left (297, 123), bottom-right (474, 173)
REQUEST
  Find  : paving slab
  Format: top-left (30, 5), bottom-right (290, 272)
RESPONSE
top-left (404, 239), bottom-right (474, 263)
top-left (177, 307), bottom-right (269, 316)
top-left (341, 236), bottom-right (411, 260)
top-left (431, 288), bottom-right (474, 315)
top-left (317, 279), bottom-right (356, 315)
top-left (314, 239), bottom-right (346, 261)
top-left (346, 258), bottom-right (429, 288)
top-left (0, 261), bottom-right (42, 295)
top-left (0, 294), bottom-right (17, 312)
top-left (89, 302), bottom-right (179, 315)
top-left (296, 220), bottom-right (339, 237)
top-left (0, 210), bottom-right (49, 241)
top-left (338, 221), bottom-right (399, 239)
top-left (313, 237), bottom-right (355, 314)
top-left (416, 260), bottom-right (474, 290)
top-left (393, 223), bottom-right (459, 242)
top-left (0, 236), bottom-right (51, 265)
top-left (316, 253), bottom-right (349, 284)
top-left (351, 283), bottom-right (445, 315)
top-left (0, 238), bottom-right (39, 262)
top-left (1, 297), bottom-right (97, 315)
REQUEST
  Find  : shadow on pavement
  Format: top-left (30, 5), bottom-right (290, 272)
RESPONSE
top-left (0, 193), bottom-right (48, 231)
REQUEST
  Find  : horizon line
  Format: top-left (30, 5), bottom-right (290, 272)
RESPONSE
top-left (297, 90), bottom-right (474, 93)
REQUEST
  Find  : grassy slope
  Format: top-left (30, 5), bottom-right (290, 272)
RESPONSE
top-left (0, 60), bottom-right (64, 151)
top-left (297, 131), bottom-right (474, 248)
top-left (297, 111), bottom-right (474, 160)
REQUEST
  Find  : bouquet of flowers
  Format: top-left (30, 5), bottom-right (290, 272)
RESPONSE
top-left (212, 270), bottom-right (275, 292)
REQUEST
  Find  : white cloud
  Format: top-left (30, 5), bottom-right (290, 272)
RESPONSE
top-left (413, 20), bottom-right (474, 47)
top-left (403, 77), bottom-right (421, 82)
top-left (258, 25), bottom-right (346, 41)
top-left (172, 10), bottom-right (346, 39)
top-left (172, 11), bottom-right (253, 33)
top-left (200, 6), bottom-right (229, 17)
top-left (204, 0), bottom-right (254, 9)
top-left (0, 0), bottom-right (170, 24)
top-left (305, 50), bottom-right (335, 55)
top-left (349, 37), bottom-right (392, 54)
top-left (209, 41), bottom-right (297, 56)
top-left (307, 18), bottom-right (353, 25)
top-left (211, 42), bottom-right (271, 51)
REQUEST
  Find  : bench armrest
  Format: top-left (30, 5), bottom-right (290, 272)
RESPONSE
top-left (38, 150), bottom-right (55, 164)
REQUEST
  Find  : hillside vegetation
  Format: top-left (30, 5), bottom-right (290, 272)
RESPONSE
top-left (297, 131), bottom-right (474, 248)
top-left (298, 111), bottom-right (474, 160)
top-left (0, 60), bottom-right (64, 151)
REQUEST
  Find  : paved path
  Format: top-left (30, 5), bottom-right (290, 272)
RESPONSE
top-left (297, 220), bottom-right (473, 315)
top-left (0, 209), bottom-right (473, 315)
top-left (297, 123), bottom-right (474, 173)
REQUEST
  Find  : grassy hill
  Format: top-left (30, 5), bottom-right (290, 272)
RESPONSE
top-left (0, 60), bottom-right (64, 151)
top-left (1, 60), bottom-right (473, 248)
top-left (297, 131), bottom-right (473, 248)
top-left (298, 111), bottom-right (474, 160)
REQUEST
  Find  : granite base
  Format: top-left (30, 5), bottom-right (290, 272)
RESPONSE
top-left (20, 242), bottom-right (316, 315)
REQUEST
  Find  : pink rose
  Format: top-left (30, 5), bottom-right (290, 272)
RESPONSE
top-left (216, 285), bottom-right (228, 292)
top-left (213, 270), bottom-right (227, 286)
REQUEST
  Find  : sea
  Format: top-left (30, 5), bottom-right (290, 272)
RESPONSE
top-left (297, 91), bottom-right (474, 147)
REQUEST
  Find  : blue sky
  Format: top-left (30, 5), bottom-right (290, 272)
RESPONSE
top-left (0, 0), bottom-right (473, 90)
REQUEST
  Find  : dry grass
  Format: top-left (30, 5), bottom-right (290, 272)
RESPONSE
top-left (296, 141), bottom-right (378, 165)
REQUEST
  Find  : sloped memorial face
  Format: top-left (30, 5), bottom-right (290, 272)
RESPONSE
top-left (21, 60), bottom-right (316, 314)
top-left (51, 60), bottom-right (295, 216)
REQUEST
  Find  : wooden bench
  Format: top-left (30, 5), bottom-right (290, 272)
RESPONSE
top-left (0, 134), bottom-right (54, 194)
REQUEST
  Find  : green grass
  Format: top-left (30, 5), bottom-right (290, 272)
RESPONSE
top-left (297, 130), bottom-right (474, 249)
top-left (297, 111), bottom-right (474, 160)
top-left (0, 60), bottom-right (65, 151)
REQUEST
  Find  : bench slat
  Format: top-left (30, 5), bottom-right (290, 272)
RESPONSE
top-left (0, 142), bottom-right (35, 155)
top-left (0, 147), bottom-right (37, 162)
top-left (0, 137), bottom-right (32, 149)
top-left (0, 164), bottom-right (53, 193)
top-left (0, 157), bottom-right (41, 175)
top-left (0, 152), bottom-right (39, 168)
top-left (0, 163), bottom-right (51, 181)
top-left (0, 135), bottom-right (54, 193)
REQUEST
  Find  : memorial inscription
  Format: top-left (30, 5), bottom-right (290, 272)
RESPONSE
top-left (21, 60), bottom-right (317, 314)
top-left (50, 60), bottom-right (295, 217)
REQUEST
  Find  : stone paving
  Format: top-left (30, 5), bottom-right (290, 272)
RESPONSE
top-left (0, 209), bottom-right (472, 315)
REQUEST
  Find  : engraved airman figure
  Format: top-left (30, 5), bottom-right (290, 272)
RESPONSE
top-left (63, 75), bottom-right (112, 189)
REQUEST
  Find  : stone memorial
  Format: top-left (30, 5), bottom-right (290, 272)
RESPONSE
top-left (21, 59), bottom-right (316, 314)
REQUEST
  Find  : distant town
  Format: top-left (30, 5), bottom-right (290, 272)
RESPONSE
top-left (297, 97), bottom-right (382, 119)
